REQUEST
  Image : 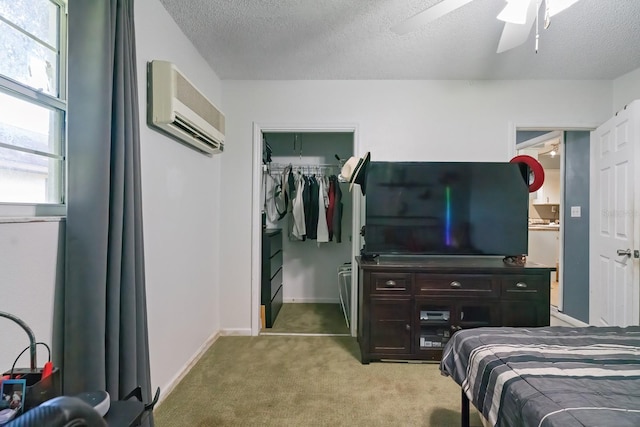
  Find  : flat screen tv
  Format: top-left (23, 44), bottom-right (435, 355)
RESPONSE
top-left (363, 161), bottom-right (529, 257)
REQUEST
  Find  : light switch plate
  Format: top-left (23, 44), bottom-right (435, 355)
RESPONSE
top-left (571, 206), bottom-right (581, 217)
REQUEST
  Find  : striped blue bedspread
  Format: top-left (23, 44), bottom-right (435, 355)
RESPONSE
top-left (439, 326), bottom-right (640, 427)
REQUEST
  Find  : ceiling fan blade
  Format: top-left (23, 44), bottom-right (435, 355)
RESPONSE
top-left (497, 0), bottom-right (531, 24)
top-left (547, 0), bottom-right (580, 17)
top-left (496, 0), bottom-right (540, 53)
top-left (391, 0), bottom-right (476, 35)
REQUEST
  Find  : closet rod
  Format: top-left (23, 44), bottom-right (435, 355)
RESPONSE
top-left (269, 163), bottom-right (339, 167)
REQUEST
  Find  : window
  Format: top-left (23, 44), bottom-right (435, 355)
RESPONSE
top-left (0, 0), bottom-right (67, 213)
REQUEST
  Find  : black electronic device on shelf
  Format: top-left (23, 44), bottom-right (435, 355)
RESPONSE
top-left (1, 311), bottom-right (61, 415)
top-left (363, 161), bottom-right (529, 258)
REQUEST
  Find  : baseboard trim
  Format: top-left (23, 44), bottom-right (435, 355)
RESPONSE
top-left (283, 298), bottom-right (340, 303)
top-left (156, 331), bottom-right (220, 408)
top-left (551, 306), bottom-right (589, 327)
top-left (259, 332), bottom-right (351, 337)
top-left (220, 328), bottom-right (252, 336)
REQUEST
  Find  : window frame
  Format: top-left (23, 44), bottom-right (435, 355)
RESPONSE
top-left (0, 0), bottom-right (67, 217)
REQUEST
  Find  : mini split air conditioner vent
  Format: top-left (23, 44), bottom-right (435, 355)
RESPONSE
top-left (147, 60), bottom-right (225, 155)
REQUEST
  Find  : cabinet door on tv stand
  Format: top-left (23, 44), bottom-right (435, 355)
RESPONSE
top-left (369, 297), bottom-right (412, 358)
top-left (502, 300), bottom-right (550, 327)
top-left (456, 300), bottom-right (500, 329)
top-left (501, 274), bottom-right (550, 327)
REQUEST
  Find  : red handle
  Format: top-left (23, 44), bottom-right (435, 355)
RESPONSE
top-left (42, 361), bottom-right (53, 380)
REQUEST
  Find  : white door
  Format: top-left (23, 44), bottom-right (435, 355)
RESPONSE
top-left (590, 100), bottom-right (640, 326)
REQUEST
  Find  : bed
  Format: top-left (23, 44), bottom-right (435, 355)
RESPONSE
top-left (439, 326), bottom-right (640, 427)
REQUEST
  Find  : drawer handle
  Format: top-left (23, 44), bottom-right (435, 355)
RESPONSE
top-left (385, 280), bottom-right (397, 287)
top-left (515, 282), bottom-right (528, 289)
top-left (450, 281), bottom-right (462, 288)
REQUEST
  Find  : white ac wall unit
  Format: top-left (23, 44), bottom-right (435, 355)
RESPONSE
top-left (147, 60), bottom-right (225, 155)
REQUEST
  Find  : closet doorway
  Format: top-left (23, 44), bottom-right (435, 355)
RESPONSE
top-left (251, 124), bottom-right (361, 337)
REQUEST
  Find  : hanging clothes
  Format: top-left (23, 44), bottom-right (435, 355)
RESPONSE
top-left (317, 175), bottom-right (330, 243)
top-left (262, 169), bottom-right (279, 228)
top-left (275, 165), bottom-right (290, 220)
top-left (269, 164), bottom-right (343, 244)
top-left (291, 172), bottom-right (306, 240)
top-left (306, 175), bottom-right (319, 240)
top-left (321, 174), bottom-right (330, 208)
top-left (286, 166), bottom-right (299, 241)
top-left (327, 176), bottom-right (336, 240)
top-left (301, 175), bottom-right (312, 241)
top-left (332, 175), bottom-right (343, 243)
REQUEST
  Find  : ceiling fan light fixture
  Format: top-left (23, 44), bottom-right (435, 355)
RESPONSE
top-left (497, 0), bottom-right (530, 25)
top-left (392, 0), bottom-right (581, 54)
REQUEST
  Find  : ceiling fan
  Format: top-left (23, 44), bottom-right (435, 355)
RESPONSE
top-left (391, 0), bottom-right (581, 53)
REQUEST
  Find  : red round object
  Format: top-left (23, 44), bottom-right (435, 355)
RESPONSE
top-left (510, 155), bottom-right (545, 193)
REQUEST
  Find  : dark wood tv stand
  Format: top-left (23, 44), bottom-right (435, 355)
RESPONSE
top-left (356, 256), bottom-right (554, 364)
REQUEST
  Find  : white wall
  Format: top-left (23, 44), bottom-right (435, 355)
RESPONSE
top-left (219, 79), bottom-right (612, 331)
top-left (613, 67), bottom-right (640, 113)
top-left (135, 0), bottom-right (222, 397)
top-left (0, 220), bottom-right (63, 371)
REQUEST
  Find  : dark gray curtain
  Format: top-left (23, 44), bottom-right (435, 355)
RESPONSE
top-left (59, 0), bottom-right (154, 422)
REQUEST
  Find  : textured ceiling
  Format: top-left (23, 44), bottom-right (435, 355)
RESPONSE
top-left (157, 0), bottom-right (640, 80)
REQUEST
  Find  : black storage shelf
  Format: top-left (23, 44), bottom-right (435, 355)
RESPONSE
top-left (262, 228), bottom-right (283, 328)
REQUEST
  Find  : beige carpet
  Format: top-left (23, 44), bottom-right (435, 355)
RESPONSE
top-left (263, 303), bottom-right (350, 335)
top-left (154, 335), bottom-right (483, 427)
